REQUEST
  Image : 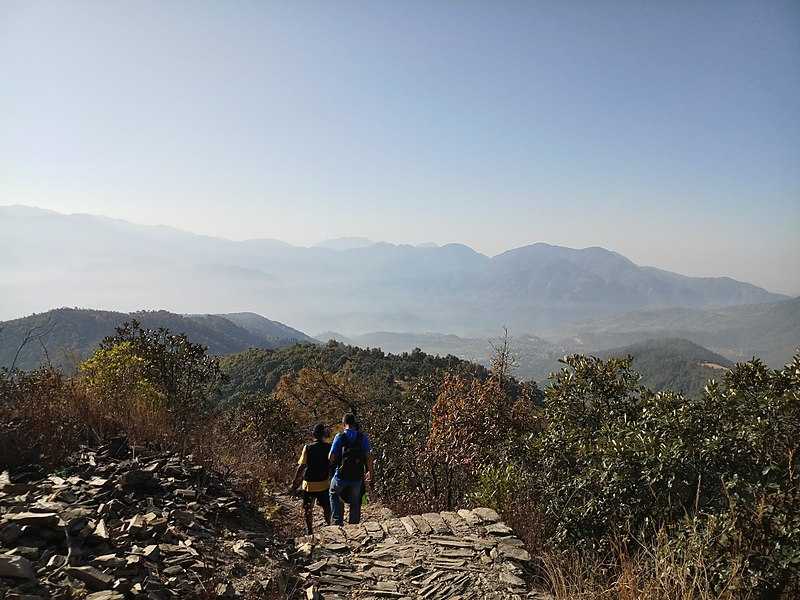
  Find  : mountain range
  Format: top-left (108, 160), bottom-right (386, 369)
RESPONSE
top-left (1, 205), bottom-right (787, 335)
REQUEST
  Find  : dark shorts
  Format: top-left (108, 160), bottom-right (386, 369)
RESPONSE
top-left (303, 489), bottom-right (330, 509)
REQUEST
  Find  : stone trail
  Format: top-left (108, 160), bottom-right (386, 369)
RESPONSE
top-left (295, 507), bottom-right (552, 600)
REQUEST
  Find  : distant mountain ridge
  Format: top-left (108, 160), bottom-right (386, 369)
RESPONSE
top-left (314, 237), bottom-right (376, 250)
top-left (0, 205), bottom-right (787, 334)
top-left (0, 308), bottom-right (314, 371)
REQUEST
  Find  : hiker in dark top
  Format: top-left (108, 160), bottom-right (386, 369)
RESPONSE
top-left (290, 423), bottom-right (332, 534)
top-left (328, 413), bottom-right (373, 526)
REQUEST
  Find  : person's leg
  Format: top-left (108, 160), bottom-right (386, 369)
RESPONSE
top-left (347, 480), bottom-right (363, 524)
top-left (302, 493), bottom-right (314, 535)
top-left (329, 478), bottom-right (344, 526)
top-left (318, 490), bottom-right (332, 525)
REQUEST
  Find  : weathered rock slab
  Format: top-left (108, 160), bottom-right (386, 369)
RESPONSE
top-left (296, 507), bottom-right (551, 599)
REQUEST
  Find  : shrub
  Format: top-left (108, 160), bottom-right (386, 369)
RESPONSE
top-left (0, 367), bottom-right (91, 467)
top-left (97, 321), bottom-right (224, 439)
top-left (425, 363), bottom-right (539, 509)
top-left (529, 353), bottom-right (800, 596)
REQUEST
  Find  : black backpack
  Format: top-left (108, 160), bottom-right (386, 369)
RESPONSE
top-left (303, 441), bottom-right (332, 483)
top-left (338, 432), bottom-right (366, 481)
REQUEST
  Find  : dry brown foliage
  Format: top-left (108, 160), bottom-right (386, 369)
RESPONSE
top-left (0, 368), bottom-right (287, 509)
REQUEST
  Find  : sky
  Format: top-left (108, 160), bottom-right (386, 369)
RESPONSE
top-left (1, 1), bottom-right (799, 294)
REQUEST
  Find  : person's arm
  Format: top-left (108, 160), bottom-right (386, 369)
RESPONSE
top-left (364, 437), bottom-right (375, 488)
top-left (290, 463), bottom-right (305, 493)
top-left (290, 445), bottom-right (308, 493)
top-left (329, 434), bottom-right (342, 466)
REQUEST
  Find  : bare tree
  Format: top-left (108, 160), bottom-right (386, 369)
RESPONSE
top-left (489, 326), bottom-right (518, 383)
top-left (10, 318), bottom-right (57, 371)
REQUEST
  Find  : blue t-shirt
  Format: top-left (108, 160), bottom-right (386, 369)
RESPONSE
top-left (329, 429), bottom-right (371, 483)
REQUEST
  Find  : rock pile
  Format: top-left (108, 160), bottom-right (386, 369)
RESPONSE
top-left (0, 438), bottom-right (287, 599)
top-left (294, 507), bottom-right (552, 600)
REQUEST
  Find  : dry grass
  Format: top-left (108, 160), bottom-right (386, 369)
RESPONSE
top-left (188, 417), bottom-right (291, 506)
top-left (0, 368), bottom-right (177, 469)
top-left (539, 525), bottom-right (752, 600)
top-left (0, 367), bottom-right (293, 509)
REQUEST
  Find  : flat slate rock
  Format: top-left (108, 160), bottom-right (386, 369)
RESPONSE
top-left (0, 440), bottom-right (290, 600)
top-left (295, 507), bottom-right (552, 600)
top-left (0, 555), bottom-right (36, 580)
top-left (471, 507), bottom-right (501, 523)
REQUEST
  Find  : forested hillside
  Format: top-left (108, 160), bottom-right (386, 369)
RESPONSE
top-left (215, 340), bottom-right (494, 406)
top-left (316, 330), bottom-right (740, 396)
top-left (0, 308), bottom-right (311, 371)
top-left (598, 338), bottom-right (733, 397)
top-left (2, 319), bottom-right (796, 599)
top-left (316, 330), bottom-right (565, 381)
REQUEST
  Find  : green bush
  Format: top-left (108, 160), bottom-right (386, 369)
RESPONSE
top-left (470, 463), bottom-right (531, 511)
top-left (95, 321), bottom-right (224, 437)
top-left (529, 353), bottom-right (800, 596)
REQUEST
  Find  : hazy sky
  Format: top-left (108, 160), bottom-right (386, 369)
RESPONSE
top-left (2, 1), bottom-right (799, 294)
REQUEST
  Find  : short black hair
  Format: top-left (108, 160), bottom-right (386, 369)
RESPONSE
top-left (312, 423), bottom-right (327, 440)
top-left (342, 413), bottom-right (357, 427)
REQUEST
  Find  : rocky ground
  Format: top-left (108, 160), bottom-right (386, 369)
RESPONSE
top-left (0, 438), bottom-right (294, 599)
top-left (1, 440), bottom-right (552, 600)
top-left (294, 508), bottom-right (553, 600)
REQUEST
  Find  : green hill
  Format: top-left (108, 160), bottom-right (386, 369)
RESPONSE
top-left (220, 312), bottom-right (315, 345)
top-left (559, 297), bottom-right (799, 367)
top-left (215, 340), bottom-right (493, 406)
top-left (0, 308), bottom-right (313, 371)
top-left (597, 338), bottom-right (734, 397)
top-left (316, 330), bottom-right (566, 383)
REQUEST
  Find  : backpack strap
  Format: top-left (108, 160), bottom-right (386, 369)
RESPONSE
top-left (341, 430), bottom-right (361, 449)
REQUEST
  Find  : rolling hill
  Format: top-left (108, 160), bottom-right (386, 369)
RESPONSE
top-left (314, 331), bottom-right (742, 396)
top-left (557, 297), bottom-right (800, 367)
top-left (316, 330), bottom-right (566, 382)
top-left (597, 338), bottom-right (734, 397)
top-left (0, 308), bottom-right (313, 371)
top-left (0, 205), bottom-right (786, 335)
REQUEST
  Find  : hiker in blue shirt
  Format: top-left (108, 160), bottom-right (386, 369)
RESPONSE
top-left (328, 413), bottom-right (373, 525)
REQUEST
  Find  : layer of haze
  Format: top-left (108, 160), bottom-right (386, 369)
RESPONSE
top-left (1, 1), bottom-right (798, 294)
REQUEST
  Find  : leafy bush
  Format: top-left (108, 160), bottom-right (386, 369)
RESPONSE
top-left (470, 463), bottom-right (532, 511)
top-left (529, 353), bottom-right (800, 596)
top-left (96, 321), bottom-right (224, 438)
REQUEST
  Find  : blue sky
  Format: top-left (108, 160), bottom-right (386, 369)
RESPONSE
top-left (1, 1), bottom-right (798, 294)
